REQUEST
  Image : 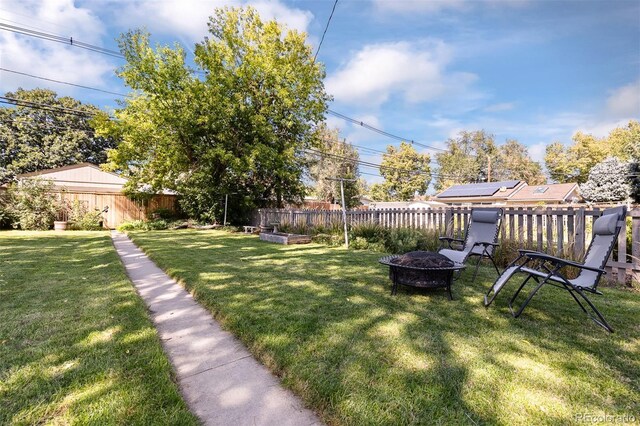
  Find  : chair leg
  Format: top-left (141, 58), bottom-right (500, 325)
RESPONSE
top-left (566, 288), bottom-right (588, 314)
top-left (471, 255), bottom-right (483, 283)
top-left (487, 253), bottom-right (501, 276)
top-left (574, 289), bottom-right (614, 333)
top-left (508, 275), bottom-right (546, 318)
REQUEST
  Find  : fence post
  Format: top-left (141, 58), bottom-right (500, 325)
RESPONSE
top-left (445, 208), bottom-right (453, 237)
top-left (632, 209), bottom-right (640, 284)
top-left (373, 210), bottom-right (380, 225)
top-left (574, 208), bottom-right (585, 258)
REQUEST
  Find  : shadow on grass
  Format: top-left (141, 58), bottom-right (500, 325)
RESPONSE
top-left (127, 230), bottom-right (640, 424)
top-left (0, 232), bottom-right (197, 425)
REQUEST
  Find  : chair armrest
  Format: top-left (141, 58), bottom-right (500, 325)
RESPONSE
top-left (518, 249), bottom-right (540, 256)
top-left (439, 237), bottom-right (464, 243)
top-left (472, 241), bottom-right (499, 247)
top-left (522, 252), bottom-right (606, 274)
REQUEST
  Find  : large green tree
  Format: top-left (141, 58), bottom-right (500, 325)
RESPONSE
top-left (580, 157), bottom-right (630, 202)
top-left (96, 7), bottom-right (329, 223)
top-left (435, 131), bottom-right (544, 191)
top-left (434, 130), bottom-right (498, 191)
top-left (307, 125), bottom-right (363, 208)
top-left (492, 139), bottom-right (546, 185)
top-left (545, 120), bottom-right (639, 183)
top-left (369, 142), bottom-right (431, 201)
top-left (0, 88), bottom-right (117, 183)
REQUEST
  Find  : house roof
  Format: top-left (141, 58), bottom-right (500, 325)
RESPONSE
top-left (508, 183), bottom-right (580, 202)
top-left (435, 180), bottom-right (526, 202)
top-left (369, 201), bottom-right (447, 209)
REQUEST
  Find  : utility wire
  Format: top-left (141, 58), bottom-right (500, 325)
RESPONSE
top-left (0, 97), bottom-right (100, 117)
top-left (0, 23), bottom-right (125, 59)
top-left (314, 0), bottom-right (339, 62)
top-left (327, 109), bottom-right (447, 152)
top-left (0, 68), bottom-right (128, 97)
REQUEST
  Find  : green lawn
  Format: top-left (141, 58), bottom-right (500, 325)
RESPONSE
top-left (129, 230), bottom-right (639, 425)
top-left (0, 232), bottom-right (197, 425)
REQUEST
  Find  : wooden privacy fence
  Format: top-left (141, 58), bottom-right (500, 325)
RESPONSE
top-left (258, 207), bottom-right (640, 284)
top-left (56, 191), bottom-right (177, 228)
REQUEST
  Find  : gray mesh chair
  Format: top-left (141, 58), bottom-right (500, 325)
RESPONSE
top-left (438, 208), bottom-right (503, 284)
top-left (484, 206), bottom-right (627, 332)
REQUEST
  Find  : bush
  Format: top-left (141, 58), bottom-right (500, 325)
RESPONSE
top-left (6, 178), bottom-right (61, 230)
top-left (149, 207), bottom-right (176, 220)
top-left (117, 220), bottom-right (169, 232)
top-left (66, 200), bottom-right (104, 230)
top-left (0, 192), bottom-right (15, 229)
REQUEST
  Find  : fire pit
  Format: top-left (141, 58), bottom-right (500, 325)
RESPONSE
top-left (379, 251), bottom-right (465, 299)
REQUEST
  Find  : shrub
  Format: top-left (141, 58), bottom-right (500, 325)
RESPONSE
top-left (66, 200), bottom-right (104, 230)
top-left (0, 192), bottom-right (15, 229)
top-left (6, 178), bottom-right (61, 230)
top-left (149, 207), bottom-right (176, 220)
top-left (383, 228), bottom-right (440, 254)
top-left (350, 223), bottom-right (388, 245)
top-left (117, 220), bottom-right (146, 231)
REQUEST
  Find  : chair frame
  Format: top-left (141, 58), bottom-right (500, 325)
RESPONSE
top-left (484, 206), bottom-right (626, 333)
top-left (438, 208), bottom-right (503, 284)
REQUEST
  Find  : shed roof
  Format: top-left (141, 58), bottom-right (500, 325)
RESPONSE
top-left (16, 163), bottom-right (127, 193)
top-left (435, 180), bottom-right (526, 202)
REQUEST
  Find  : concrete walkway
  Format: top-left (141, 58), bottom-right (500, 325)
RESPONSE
top-left (111, 231), bottom-right (321, 426)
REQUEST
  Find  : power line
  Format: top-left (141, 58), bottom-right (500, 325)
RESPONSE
top-left (327, 109), bottom-right (447, 152)
top-left (0, 23), bottom-right (125, 59)
top-left (0, 68), bottom-right (128, 97)
top-left (0, 97), bottom-right (98, 117)
top-left (314, 0), bottom-right (339, 62)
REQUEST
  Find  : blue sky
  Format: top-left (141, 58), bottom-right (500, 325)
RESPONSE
top-left (1, 0), bottom-right (639, 184)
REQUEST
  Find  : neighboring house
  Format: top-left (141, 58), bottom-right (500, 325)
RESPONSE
top-left (11, 163), bottom-right (176, 228)
top-left (434, 180), bottom-right (527, 206)
top-left (507, 183), bottom-right (582, 205)
top-left (368, 200), bottom-right (448, 210)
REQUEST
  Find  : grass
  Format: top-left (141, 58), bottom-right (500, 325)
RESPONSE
top-left (128, 229), bottom-right (640, 425)
top-left (0, 231), bottom-right (198, 425)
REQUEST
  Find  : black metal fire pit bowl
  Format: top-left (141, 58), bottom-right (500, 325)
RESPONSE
top-left (379, 251), bottom-right (465, 300)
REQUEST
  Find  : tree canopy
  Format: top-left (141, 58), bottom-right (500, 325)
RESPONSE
top-left (369, 142), bottom-right (431, 201)
top-left (95, 7), bottom-right (329, 223)
top-left (0, 88), bottom-right (117, 183)
top-left (579, 157), bottom-right (630, 202)
top-left (307, 125), bottom-right (364, 209)
top-left (545, 120), bottom-right (639, 184)
top-left (434, 130), bottom-right (544, 192)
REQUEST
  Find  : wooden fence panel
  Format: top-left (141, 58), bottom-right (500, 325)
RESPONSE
top-left (257, 206), bottom-right (639, 283)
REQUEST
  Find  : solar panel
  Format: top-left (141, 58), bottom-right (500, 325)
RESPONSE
top-left (437, 180), bottom-right (521, 198)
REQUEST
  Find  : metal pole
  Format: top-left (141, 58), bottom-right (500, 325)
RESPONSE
top-left (340, 179), bottom-right (349, 248)
top-left (223, 194), bottom-right (228, 225)
top-left (325, 177), bottom-right (356, 249)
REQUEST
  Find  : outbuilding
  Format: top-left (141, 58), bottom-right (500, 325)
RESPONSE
top-left (12, 163), bottom-right (177, 228)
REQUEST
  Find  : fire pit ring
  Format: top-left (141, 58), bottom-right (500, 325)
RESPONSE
top-left (379, 251), bottom-right (465, 300)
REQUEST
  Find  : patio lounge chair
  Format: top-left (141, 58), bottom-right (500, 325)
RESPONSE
top-left (438, 208), bottom-right (503, 284)
top-left (484, 206), bottom-right (627, 332)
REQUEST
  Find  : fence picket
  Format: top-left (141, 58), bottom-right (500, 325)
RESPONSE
top-left (257, 206), bottom-right (638, 283)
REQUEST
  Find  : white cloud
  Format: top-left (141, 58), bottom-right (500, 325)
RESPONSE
top-left (112, 0), bottom-right (313, 44)
top-left (0, 1), bottom-right (115, 95)
top-left (605, 79), bottom-right (640, 118)
top-left (325, 40), bottom-right (477, 107)
top-left (527, 142), bottom-right (547, 163)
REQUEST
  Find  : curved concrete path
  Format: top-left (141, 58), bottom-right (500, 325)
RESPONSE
top-left (111, 231), bottom-right (321, 426)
